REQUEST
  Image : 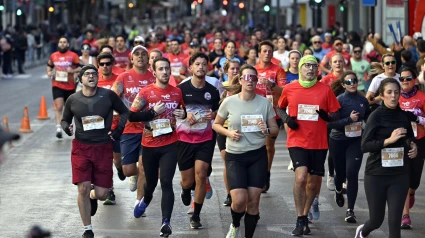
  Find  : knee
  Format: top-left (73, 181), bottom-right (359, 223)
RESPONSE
top-left (295, 174), bottom-right (308, 187)
top-left (122, 165), bottom-right (136, 177)
top-left (246, 199), bottom-right (260, 211)
top-left (160, 177), bottom-right (173, 190)
top-left (307, 181), bottom-right (317, 191)
top-left (232, 197), bottom-right (247, 211)
top-left (77, 183), bottom-right (91, 196)
top-left (195, 170), bottom-right (207, 184)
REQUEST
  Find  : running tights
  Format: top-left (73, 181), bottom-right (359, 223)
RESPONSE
top-left (329, 137), bottom-right (363, 209)
top-left (327, 129), bottom-right (334, 177)
top-left (362, 173), bottom-right (409, 238)
top-left (142, 143), bottom-right (177, 223)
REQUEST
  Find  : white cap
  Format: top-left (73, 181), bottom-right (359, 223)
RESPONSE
top-left (134, 36), bottom-right (145, 43)
top-left (413, 32), bottom-right (423, 40)
top-left (325, 32), bottom-right (332, 37)
top-left (131, 45), bottom-right (148, 55)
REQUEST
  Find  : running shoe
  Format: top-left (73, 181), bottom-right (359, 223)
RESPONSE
top-left (56, 127), bottom-right (62, 139)
top-left (355, 224), bottom-right (367, 238)
top-left (103, 189), bottom-right (116, 205)
top-left (116, 167), bottom-right (126, 181)
top-left (225, 224), bottom-right (240, 238)
top-left (335, 190), bottom-right (345, 207)
top-left (134, 197), bottom-right (148, 218)
top-left (160, 218), bottom-right (172, 237)
top-left (409, 193), bottom-right (415, 209)
top-left (90, 191), bottom-right (98, 216)
top-left (128, 175), bottom-right (138, 192)
top-left (308, 208), bottom-right (313, 223)
top-left (187, 200), bottom-right (195, 215)
top-left (223, 194), bottom-right (232, 206)
top-left (312, 197), bottom-right (320, 220)
top-left (82, 230), bottom-right (94, 238)
top-left (181, 189), bottom-right (192, 206)
top-left (345, 209), bottom-right (357, 223)
top-left (401, 214), bottom-right (412, 229)
top-left (303, 216), bottom-right (311, 235)
top-left (190, 216), bottom-right (202, 229)
top-left (206, 178), bottom-right (213, 199)
top-left (291, 217), bottom-right (305, 236)
top-left (327, 172), bottom-right (335, 191)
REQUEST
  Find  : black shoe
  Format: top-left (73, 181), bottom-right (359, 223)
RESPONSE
top-left (223, 194), bottom-right (232, 206)
top-left (303, 216), bottom-right (311, 235)
top-left (56, 130), bottom-right (62, 139)
top-left (117, 167), bottom-right (126, 181)
top-left (190, 216), bottom-right (202, 229)
top-left (345, 209), bottom-right (357, 223)
top-left (262, 172), bottom-right (271, 193)
top-left (335, 190), bottom-right (345, 207)
top-left (291, 217), bottom-right (305, 236)
top-left (181, 189), bottom-right (191, 206)
top-left (90, 192), bottom-right (98, 216)
top-left (82, 230), bottom-right (94, 238)
top-left (160, 218), bottom-right (172, 237)
top-left (103, 189), bottom-right (116, 205)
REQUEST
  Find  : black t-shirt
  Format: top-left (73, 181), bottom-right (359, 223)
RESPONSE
top-left (208, 50), bottom-right (223, 64)
top-left (61, 88), bottom-right (129, 144)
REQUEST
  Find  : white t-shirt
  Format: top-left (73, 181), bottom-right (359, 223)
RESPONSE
top-left (273, 50), bottom-right (289, 70)
top-left (368, 73), bottom-right (400, 93)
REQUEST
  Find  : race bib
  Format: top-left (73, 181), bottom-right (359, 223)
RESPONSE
top-left (297, 104), bottom-right (319, 121)
top-left (412, 122), bottom-right (418, 137)
top-left (266, 95), bottom-right (273, 104)
top-left (171, 67), bottom-right (181, 76)
top-left (189, 112), bottom-right (208, 130)
top-left (82, 115), bottom-right (105, 131)
top-left (150, 119), bottom-right (172, 137)
top-left (344, 122), bottom-right (362, 137)
top-left (55, 70), bottom-right (68, 82)
top-left (241, 115), bottom-right (263, 133)
top-left (381, 147), bottom-right (404, 167)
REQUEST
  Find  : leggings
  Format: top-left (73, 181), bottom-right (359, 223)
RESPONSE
top-left (362, 173), bottom-right (409, 238)
top-left (329, 137), bottom-right (363, 209)
top-left (327, 128), bottom-right (334, 176)
top-left (410, 137), bottom-right (425, 190)
top-left (142, 143), bottom-right (177, 223)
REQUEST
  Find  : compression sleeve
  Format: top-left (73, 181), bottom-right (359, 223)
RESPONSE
top-left (128, 110), bottom-right (156, 122)
top-left (276, 108), bottom-right (289, 122)
top-left (61, 97), bottom-right (74, 136)
top-left (109, 90), bottom-right (129, 132)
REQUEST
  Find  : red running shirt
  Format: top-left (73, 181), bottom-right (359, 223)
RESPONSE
top-left (113, 49), bottom-right (131, 69)
top-left (320, 73), bottom-right (339, 86)
top-left (167, 52), bottom-right (188, 77)
top-left (48, 51), bottom-right (80, 90)
top-left (399, 91), bottom-right (425, 139)
top-left (97, 73), bottom-right (119, 129)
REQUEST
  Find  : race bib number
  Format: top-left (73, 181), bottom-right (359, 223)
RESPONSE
top-left (381, 147), bottom-right (404, 167)
top-left (82, 115), bottom-right (105, 131)
top-left (150, 119), bottom-right (172, 137)
top-left (266, 95), bottom-right (273, 104)
top-left (241, 115), bottom-right (263, 133)
top-left (344, 122), bottom-right (362, 137)
top-left (297, 104), bottom-right (319, 121)
top-left (55, 70), bottom-right (68, 82)
top-left (412, 122), bottom-right (418, 137)
top-left (171, 67), bottom-right (181, 76)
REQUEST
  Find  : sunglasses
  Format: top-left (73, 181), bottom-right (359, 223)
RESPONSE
top-left (384, 61), bottom-right (396, 66)
top-left (83, 72), bottom-right (98, 77)
top-left (99, 62), bottom-right (112, 67)
top-left (82, 47), bottom-right (90, 51)
top-left (313, 41), bottom-right (321, 44)
top-left (334, 42), bottom-right (343, 46)
top-left (303, 63), bottom-right (319, 69)
top-left (134, 41), bottom-right (143, 44)
top-left (240, 74), bottom-right (258, 82)
top-left (353, 50), bottom-right (361, 54)
top-left (399, 76), bottom-right (413, 82)
top-left (344, 77), bottom-right (359, 85)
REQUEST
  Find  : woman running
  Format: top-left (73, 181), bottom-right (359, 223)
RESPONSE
top-left (217, 41), bottom-right (245, 82)
top-left (286, 50), bottom-right (301, 84)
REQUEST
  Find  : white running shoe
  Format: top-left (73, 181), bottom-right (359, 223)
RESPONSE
top-left (129, 175), bottom-right (138, 192)
top-left (327, 172), bottom-right (335, 191)
top-left (226, 224), bottom-right (240, 238)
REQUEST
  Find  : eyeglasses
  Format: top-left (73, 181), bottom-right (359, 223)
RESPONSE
top-left (303, 63), bottom-right (319, 69)
top-left (384, 61), bottom-right (396, 66)
top-left (83, 72), bottom-right (98, 77)
top-left (134, 41), bottom-right (144, 44)
top-left (240, 74), bottom-right (258, 82)
top-left (353, 50), bottom-right (361, 54)
top-left (99, 62), bottom-right (113, 67)
top-left (334, 42), bottom-right (343, 46)
top-left (344, 77), bottom-right (359, 85)
top-left (399, 76), bottom-right (413, 82)
top-left (313, 41), bottom-right (321, 44)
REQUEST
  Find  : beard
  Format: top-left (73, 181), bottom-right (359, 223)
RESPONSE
top-left (58, 46), bottom-right (69, 53)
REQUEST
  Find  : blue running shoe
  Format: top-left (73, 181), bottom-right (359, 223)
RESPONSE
top-left (134, 198), bottom-right (148, 218)
top-left (206, 178), bottom-right (213, 199)
top-left (312, 197), bottom-right (320, 220)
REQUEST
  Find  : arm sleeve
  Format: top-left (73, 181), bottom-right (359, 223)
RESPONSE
top-left (327, 110), bottom-right (353, 129)
top-left (110, 91), bottom-right (129, 131)
top-left (276, 108), bottom-right (289, 122)
top-left (361, 113), bottom-right (385, 153)
top-left (60, 97), bottom-right (74, 135)
top-left (47, 56), bottom-right (54, 68)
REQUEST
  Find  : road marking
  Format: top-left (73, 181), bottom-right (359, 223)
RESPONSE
top-left (282, 195), bottom-right (334, 211)
top-left (95, 228), bottom-right (199, 235)
top-left (13, 74), bottom-right (31, 79)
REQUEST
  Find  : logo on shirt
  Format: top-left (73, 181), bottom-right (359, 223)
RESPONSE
top-left (360, 104), bottom-right (363, 107)
top-left (204, 92), bottom-right (211, 100)
top-left (161, 94), bottom-right (171, 100)
top-left (259, 72), bottom-right (267, 77)
top-left (186, 94), bottom-right (192, 97)
top-left (402, 102), bottom-right (410, 107)
top-left (139, 80), bottom-right (148, 86)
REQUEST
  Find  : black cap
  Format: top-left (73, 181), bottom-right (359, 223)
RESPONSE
top-left (78, 64), bottom-right (98, 82)
top-left (0, 128), bottom-right (20, 148)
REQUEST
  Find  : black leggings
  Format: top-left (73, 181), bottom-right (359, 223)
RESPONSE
top-left (329, 137), bottom-right (363, 209)
top-left (327, 129), bottom-right (334, 176)
top-left (142, 143), bottom-right (177, 222)
top-left (362, 174), bottom-right (409, 238)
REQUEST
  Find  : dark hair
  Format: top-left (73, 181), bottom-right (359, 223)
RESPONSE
top-left (330, 71), bottom-right (357, 96)
top-left (352, 44), bottom-right (363, 51)
top-left (378, 78), bottom-right (401, 96)
top-left (58, 36), bottom-right (68, 43)
top-left (303, 48), bottom-right (313, 55)
top-left (189, 52), bottom-right (209, 66)
top-left (116, 35), bottom-right (126, 42)
top-left (170, 38), bottom-right (180, 44)
top-left (100, 44), bottom-right (113, 53)
top-left (400, 66), bottom-right (418, 78)
top-left (224, 40), bottom-right (236, 49)
top-left (401, 50), bottom-right (412, 62)
top-left (85, 30), bottom-right (94, 35)
top-left (149, 49), bottom-right (162, 57)
top-left (96, 52), bottom-right (115, 64)
top-left (258, 40), bottom-right (274, 52)
top-left (152, 57), bottom-right (170, 71)
top-left (417, 39), bottom-right (425, 53)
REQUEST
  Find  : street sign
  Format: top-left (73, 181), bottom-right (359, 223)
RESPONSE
top-left (362, 0), bottom-right (377, 6)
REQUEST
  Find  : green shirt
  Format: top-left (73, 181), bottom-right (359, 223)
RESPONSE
top-left (350, 58), bottom-right (370, 91)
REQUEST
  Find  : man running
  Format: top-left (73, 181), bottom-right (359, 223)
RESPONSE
top-left (47, 36), bottom-right (81, 139)
top-left (128, 57), bottom-right (186, 237)
top-left (111, 45), bottom-right (156, 216)
top-left (113, 35), bottom-right (131, 69)
top-left (167, 39), bottom-right (188, 80)
top-left (61, 65), bottom-right (129, 238)
top-left (176, 52), bottom-right (220, 229)
top-left (277, 55), bottom-right (340, 236)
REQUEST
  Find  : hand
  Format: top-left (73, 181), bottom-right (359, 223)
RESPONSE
top-left (66, 67), bottom-right (74, 73)
top-left (204, 110), bottom-right (215, 120)
top-left (153, 101), bottom-right (166, 115)
top-left (405, 111), bottom-right (418, 122)
top-left (173, 105), bottom-right (185, 119)
top-left (259, 78), bottom-right (270, 85)
top-left (285, 116), bottom-right (299, 130)
top-left (64, 124), bottom-right (74, 136)
top-left (350, 110), bottom-right (360, 122)
top-left (227, 129), bottom-right (242, 142)
top-left (316, 109), bottom-right (330, 122)
top-left (408, 141), bottom-right (418, 159)
top-left (47, 70), bottom-right (53, 78)
top-left (186, 112), bottom-right (198, 125)
top-left (387, 128), bottom-right (407, 144)
top-left (108, 130), bottom-right (121, 141)
top-left (258, 119), bottom-right (268, 134)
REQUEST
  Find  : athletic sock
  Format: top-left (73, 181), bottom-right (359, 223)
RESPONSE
top-left (193, 202), bottom-right (203, 218)
top-left (230, 209), bottom-right (245, 227)
top-left (135, 199), bottom-right (140, 207)
top-left (84, 224), bottom-right (92, 231)
top-left (244, 213), bottom-right (260, 238)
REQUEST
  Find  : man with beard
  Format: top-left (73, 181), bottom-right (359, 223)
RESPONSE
top-left (61, 65), bottom-right (129, 238)
top-left (46, 36), bottom-right (81, 139)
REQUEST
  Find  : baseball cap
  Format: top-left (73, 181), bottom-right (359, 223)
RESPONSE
top-left (134, 36), bottom-right (145, 43)
top-left (189, 42), bottom-right (200, 48)
top-left (413, 32), bottom-right (423, 40)
top-left (0, 128), bottom-right (20, 148)
top-left (131, 45), bottom-right (148, 55)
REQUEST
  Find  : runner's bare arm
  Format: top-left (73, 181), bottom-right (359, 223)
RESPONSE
top-left (266, 118), bottom-right (279, 137)
top-left (212, 115), bottom-right (230, 136)
top-left (128, 95), bottom-right (158, 122)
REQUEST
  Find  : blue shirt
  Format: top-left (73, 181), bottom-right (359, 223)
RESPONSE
top-left (218, 56), bottom-right (245, 82)
top-left (286, 71), bottom-right (299, 84)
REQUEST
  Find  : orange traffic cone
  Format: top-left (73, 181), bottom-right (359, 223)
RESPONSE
top-left (19, 106), bottom-right (32, 133)
top-left (3, 117), bottom-right (14, 148)
top-left (37, 96), bottom-right (50, 120)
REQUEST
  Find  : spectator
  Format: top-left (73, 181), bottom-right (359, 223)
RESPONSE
top-left (416, 39), bottom-right (425, 74)
top-left (400, 50), bottom-right (416, 70)
top-left (402, 35), bottom-right (420, 63)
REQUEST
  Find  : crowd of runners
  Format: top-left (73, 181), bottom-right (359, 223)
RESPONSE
top-left (43, 13), bottom-right (425, 238)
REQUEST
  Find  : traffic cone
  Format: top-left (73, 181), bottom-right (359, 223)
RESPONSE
top-left (37, 96), bottom-right (50, 120)
top-left (3, 117), bottom-right (14, 148)
top-left (19, 106), bottom-right (32, 133)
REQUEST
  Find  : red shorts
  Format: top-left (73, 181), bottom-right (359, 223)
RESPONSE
top-left (71, 139), bottom-right (113, 188)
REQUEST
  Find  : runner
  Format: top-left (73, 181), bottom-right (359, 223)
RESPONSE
top-left (208, 38), bottom-right (224, 66)
top-left (355, 78), bottom-right (418, 238)
top-left (213, 64), bottom-right (279, 238)
top-left (61, 65), bottom-right (129, 238)
top-left (113, 35), bottom-right (131, 69)
top-left (46, 36), bottom-right (81, 139)
top-left (111, 45), bottom-right (156, 216)
top-left (273, 36), bottom-right (290, 70)
top-left (397, 67), bottom-right (425, 229)
top-left (126, 36), bottom-right (145, 69)
top-left (176, 52), bottom-right (220, 229)
top-left (166, 39), bottom-right (188, 80)
top-left (217, 41), bottom-right (245, 82)
top-left (76, 44), bottom-right (98, 92)
top-left (350, 45), bottom-right (371, 93)
top-left (254, 40), bottom-right (287, 193)
top-left (311, 35), bottom-right (329, 62)
top-left (277, 55), bottom-right (340, 236)
top-left (286, 50), bottom-right (301, 84)
top-left (99, 45), bottom-right (126, 75)
top-left (128, 57), bottom-right (186, 237)
top-left (327, 71), bottom-right (370, 223)
top-left (320, 38), bottom-right (351, 74)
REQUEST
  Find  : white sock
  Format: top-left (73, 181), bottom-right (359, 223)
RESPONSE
top-left (90, 191), bottom-right (96, 200)
top-left (135, 200), bottom-right (140, 207)
top-left (84, 224), bottom-right (92, 231)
